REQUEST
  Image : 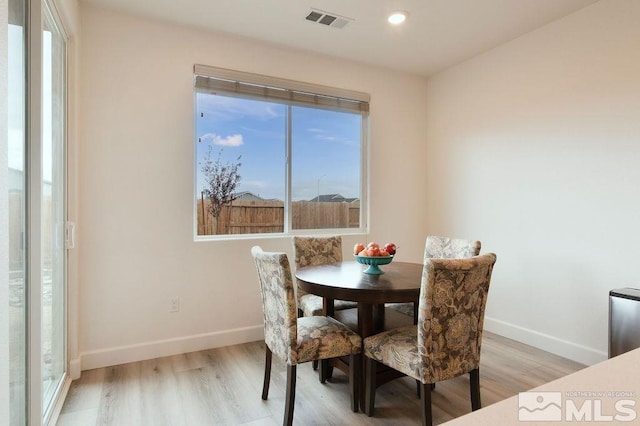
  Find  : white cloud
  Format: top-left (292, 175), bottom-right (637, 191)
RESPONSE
top-left (306, 128), bottom-right (354, 145)
top-left (200, 133), bottom-right (244, 147)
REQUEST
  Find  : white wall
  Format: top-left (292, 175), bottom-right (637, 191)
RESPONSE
top-left (77, 4), bottom-right (429, 369)
top-left (425, 0), bottom-right (640, 365)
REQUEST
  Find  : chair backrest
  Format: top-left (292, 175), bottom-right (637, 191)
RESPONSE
top-left (251, 246), bottom-right (298, 365)
top-left (292, 236), bottom-right (342, 300)
top-left (424, 235), bottom-right (481, 260)
top-left (417, 253), bottom-right (497, 383)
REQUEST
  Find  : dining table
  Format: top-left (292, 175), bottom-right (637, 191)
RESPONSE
top-left (294, 259), bottom-right (423, 410)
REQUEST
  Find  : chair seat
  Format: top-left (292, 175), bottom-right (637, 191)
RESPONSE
top-left (298, 294), bottom-right (357, 317)
top-left (296, 316), bottom-right (362, 365)
top-left (364, 325), bottom-right (422, 381)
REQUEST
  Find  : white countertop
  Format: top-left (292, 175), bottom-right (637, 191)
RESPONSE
top-left (443, 348), bottom-right (640, 425)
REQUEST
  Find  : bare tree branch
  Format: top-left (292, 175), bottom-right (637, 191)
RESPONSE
top-left (201, 147), bottom-right (242, 221)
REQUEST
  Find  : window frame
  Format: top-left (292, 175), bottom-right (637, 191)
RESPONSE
top-left (193, 65), bottom-right (369, 240)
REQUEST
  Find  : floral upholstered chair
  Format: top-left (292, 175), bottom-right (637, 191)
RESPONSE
top-left (388, 235), bottom-right (482, 323)
top-left (364, 253), bottom-right (497, 426)
top-left (251, 246), bottom-right (362, 426)
top-left (424, 235), bottom-right (482, 259)
top-left (293, 236), bottom-right (357, 317)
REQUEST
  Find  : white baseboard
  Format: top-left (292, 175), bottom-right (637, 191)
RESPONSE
top-left (69, 357), bottom-right (81, 380)
top-left (77, 318), bottom-right (606, 372)
top-left (484, 316), bottom-right (607, 366)
top-left (80, 325), bottom-right (264, 371)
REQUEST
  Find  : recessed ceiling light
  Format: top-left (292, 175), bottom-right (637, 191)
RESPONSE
top-left (388, 11), bottom-right (408, 25)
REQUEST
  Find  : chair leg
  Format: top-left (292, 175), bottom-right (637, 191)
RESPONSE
top-left (319, 359), bottom-right (327, 384)
top-left (319, 359), bottom-right (334, 383)
top-left (470, 368), bottom-right (481, 411)
top-left (413, 301), bottom-right (419, 325)
top-left (364, 357), bottom-right (377, 416)
top-left (420, 382), bottom-right (433, 426)
top-left (417, 381), bottom-right (436, 398)
top-left (262, 347), bottom-right (272, 400)
top-left (284, 365), bottom-right (297, 426)
top-left (325, 364), bottom-right (334, 380)
top-left (349, 354), bottom-right (359, 412)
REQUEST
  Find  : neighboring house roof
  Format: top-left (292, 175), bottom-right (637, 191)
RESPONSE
top-left (308, 193), bottom-right (359, 203)
top-left (233, 191), bottom-right (267, 202)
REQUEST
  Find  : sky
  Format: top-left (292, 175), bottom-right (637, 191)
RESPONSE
top-left (8, 25), bottom-right (57, 184)
top-left (195, 92), bottom-right (362, 202)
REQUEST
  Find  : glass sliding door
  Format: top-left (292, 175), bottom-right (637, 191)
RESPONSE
top-left (41, 1), bottom-right (66, 418)
top-left (8, 0), bottom-right (27, 423)
top-left (7, 0), bottom-right (67, 423)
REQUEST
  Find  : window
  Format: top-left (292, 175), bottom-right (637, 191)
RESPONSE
top-left (194, 65), bottom-right (369, 237)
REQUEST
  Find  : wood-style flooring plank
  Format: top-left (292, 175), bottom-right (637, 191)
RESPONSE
top-left (58, 331), bottom-right (584, 425)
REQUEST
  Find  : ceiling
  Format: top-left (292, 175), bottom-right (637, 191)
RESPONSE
top-left (82, 0), bottom-right (600, 77)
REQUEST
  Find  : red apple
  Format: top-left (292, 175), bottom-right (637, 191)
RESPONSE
top-left (367, 242), bottom-right (380, 249)
top-left (354, 243), bottom-right (365, 255)
top-left (384, 243), bottom-right (397, 256)
top-left (366, 246), bottom-right (380, 257)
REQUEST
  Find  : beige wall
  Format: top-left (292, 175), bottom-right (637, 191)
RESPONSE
top-left (76, 4), bottom-right (429, 369)
top-left (75, 0), bottom-right (638, 370)
top-left (425, 0), bottom-right (640, 364)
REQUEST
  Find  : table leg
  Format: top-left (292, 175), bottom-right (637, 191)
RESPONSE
top-left (357, 302), bottom-right (373, 337)
top-left (357, 302), bottom-right (373, 411)
top-left (373, 303), bottom-right (385, 331)
top-left (323, 298), bottom-right (335, 317)
top-left (322, 298), bottom-right (336, 381)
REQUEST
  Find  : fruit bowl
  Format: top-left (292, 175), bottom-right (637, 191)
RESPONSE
top-left (355, 254), bottom-right (393, 275)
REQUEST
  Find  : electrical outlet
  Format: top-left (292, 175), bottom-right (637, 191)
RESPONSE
top-left (169, 297), bottom-right (180, 313)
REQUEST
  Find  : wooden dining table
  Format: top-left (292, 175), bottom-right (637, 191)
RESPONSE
top-left (295, 260), bottom-right (423, 410)
top-left (296, 260), bottom-right (422, 336)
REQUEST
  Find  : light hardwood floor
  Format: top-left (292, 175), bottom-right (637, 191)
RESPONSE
top-left (57, 331), bottom-right (584, 425)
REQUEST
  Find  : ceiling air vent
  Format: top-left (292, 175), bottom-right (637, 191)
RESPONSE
top-left (305, 8), bottom-right (353, 29)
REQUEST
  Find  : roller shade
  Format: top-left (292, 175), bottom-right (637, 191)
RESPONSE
top-left (194, 64), bottom-right (369, 114)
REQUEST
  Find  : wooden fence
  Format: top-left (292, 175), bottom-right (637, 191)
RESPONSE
top-left (197, 199), bottom-right (360, 235)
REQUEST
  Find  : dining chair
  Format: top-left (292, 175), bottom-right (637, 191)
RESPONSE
top-left (293, 236), bottom-right (359, 374)
top-left (364, 253), bottom-right (497, 426)
top-left (293, 236), bottom-right (357, 317)
top-left (387, 235), bottom-right (482, 323)
top-left (424, 235), bottom-right (482, 259)
top-left (251, 246), bottom-right (362, 426)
